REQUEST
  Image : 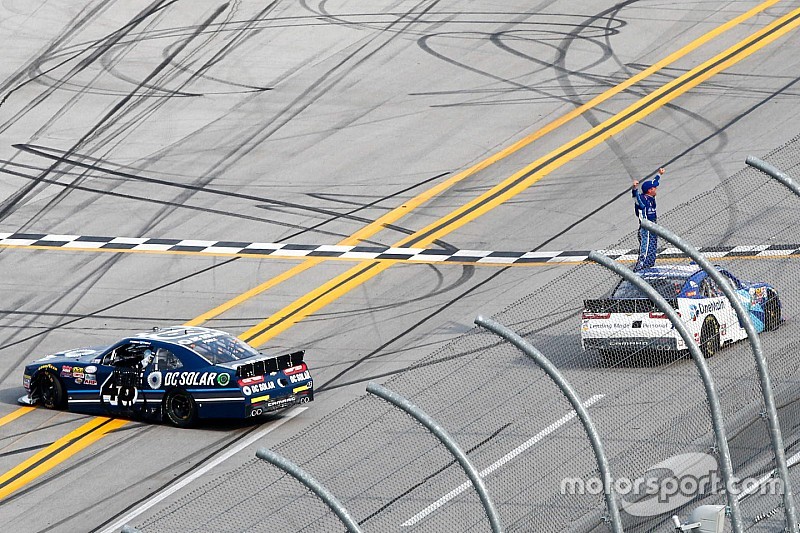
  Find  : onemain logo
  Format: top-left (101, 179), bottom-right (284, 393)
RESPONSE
top-left (560, 452), bottom-right (785, 517)
top-left (698, 300), bottom-right (725, 314)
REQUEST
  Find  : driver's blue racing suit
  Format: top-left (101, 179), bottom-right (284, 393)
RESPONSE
top-left (633, 172), bottom-right (661, 270)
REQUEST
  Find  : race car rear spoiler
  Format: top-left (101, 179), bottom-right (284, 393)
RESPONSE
top-left (584, 298), bottom-right (678, 314)
top-left (235, 350), bottom-right (305, 378)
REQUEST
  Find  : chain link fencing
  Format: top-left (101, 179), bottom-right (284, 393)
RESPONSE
top-left (130, 132), bottom-right (800, 533)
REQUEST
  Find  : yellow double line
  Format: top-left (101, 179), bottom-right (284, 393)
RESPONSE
top-left (0, 0), bottom-right (794, 502)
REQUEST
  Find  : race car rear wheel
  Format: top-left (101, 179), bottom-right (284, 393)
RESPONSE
top-left (700, 317), bottom-right (720, 359)
top-left (35, 371), bottom-right (66, 409)
top-left (764, 290), bottom-right (781, 331)
top-left (163, 390), bottom-right (197, 428)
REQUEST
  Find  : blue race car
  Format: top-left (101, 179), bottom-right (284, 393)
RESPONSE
top-left (19, 326), bottom-right (313, 427)
top-left (581, 264), bottom-right (782, 359)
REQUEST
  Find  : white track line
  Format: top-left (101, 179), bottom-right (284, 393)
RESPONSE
top-left (737, 448), bottom-right (800, 502)
top-left (402, 394), bottom-right (604, 527)
top-left (99, 407), bottom-right (307, 533)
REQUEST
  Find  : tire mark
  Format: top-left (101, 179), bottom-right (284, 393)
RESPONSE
top-left (15, 3), bottom-right (329, 240)
top-left (23, 4), bottom-right (285, 236)
top-left (16, 1), bottom-right (446, 253)
top-left (317, 264), bottom-right (490, 392)
top-left (299, 263), bottom-right (471, 329)
top-left (0, 309), bottom-right (283, 324)
top-left (104, 0), bottom-right (448, 254)
top-left (0, 0), bottom-right (178, 129)
top-left (532, 72), bottom-right (800, 253)
top-left (0, 161), bottom-right (368, 240)
top-left (0, 0), bottom-right (119, 111)
top-left (12, 145), bottom-right (457, 246)
top-left (0, 1), bottom-right (181, 236)
top-left (64, 3), bottom-right (318, 236)
top-left (0, 2), bottom-right (225, 222)
top-left (0, 169), bottom-right (466, 389)
top-left (181, 0), bottom-right (442, 183)
top-left (486, 2), bottom-right (749, 251)
top-left (550, 0), bottom-right (639, 177)
top-left (11, 4), bottom-right (243, 229)
top-left (150, 0), bottom-right (276, 92)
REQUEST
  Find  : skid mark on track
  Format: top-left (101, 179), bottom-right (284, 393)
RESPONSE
top-left (0, 2), bottom-right (229, 222)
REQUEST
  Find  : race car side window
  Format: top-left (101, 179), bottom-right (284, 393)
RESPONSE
top-left (153, 348), bottom-right (183, 371)
top-left (101, 343), bottom-right (135, 366)
top-left (106, 343), bottom-right (154, 368)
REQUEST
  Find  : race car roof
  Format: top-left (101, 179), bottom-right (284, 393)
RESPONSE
top-left (636, 264), bottom-right (702, 279)
top-left (132, 326), bottom-right (261, 364)
top-left (133, 326), bottom-right (225, 343)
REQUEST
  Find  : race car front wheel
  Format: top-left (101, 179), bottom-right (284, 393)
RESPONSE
top-left (163, 390), bottom-right (197, 428)
top-left (700, 317), bottom-right (720, 359)
top-left (35, 371), bottom-right (66, 409)
top-left (764, 291), bottom-right (781, 331)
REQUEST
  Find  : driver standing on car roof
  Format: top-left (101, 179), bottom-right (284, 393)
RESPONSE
top-left (632, 167), bottom-right (665, 271)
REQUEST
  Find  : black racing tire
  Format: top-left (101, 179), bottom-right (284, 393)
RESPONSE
top-left (35, 371), bottom-right (66, 409)
top-left (163, 389), bottom-right (197, 428)
top-left (700, 316), bottom-right (721, 359)
top-left (764, 290), bottom-right (782, 331)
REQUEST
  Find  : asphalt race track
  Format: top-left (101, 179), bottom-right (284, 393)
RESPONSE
top-left (2, 1), bottom-right (800, 532)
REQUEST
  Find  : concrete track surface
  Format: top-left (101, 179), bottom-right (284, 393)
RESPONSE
top-left (1, 1), bottom-right (800, 532)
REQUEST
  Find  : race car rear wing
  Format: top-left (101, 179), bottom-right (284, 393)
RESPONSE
top-left (235, 350), bottom-right (306, 378)
top-left (583, 298), bottom-right (678, 314)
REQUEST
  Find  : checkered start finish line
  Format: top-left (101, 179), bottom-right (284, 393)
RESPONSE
top-left (1, 232), bottom-right (798, 265)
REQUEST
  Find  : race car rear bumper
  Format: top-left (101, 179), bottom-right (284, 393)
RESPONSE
top-left (582, 337), bottom-right (680, 352)
top-left (247, 390), bottom-right (313, 418)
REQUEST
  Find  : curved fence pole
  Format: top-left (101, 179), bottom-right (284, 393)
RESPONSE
top-left (255, 448), bottom-right (363, 533)
top-left (475, 315), bottom-right (623, 533)
top-left (366, 382), bottom-right (503, 533)
top-left (746, 155), bottom-right (800, 197)
top-left (640, 219), bottom-right (799, 532)
top-left (588, 251), bottom-right (743, 533)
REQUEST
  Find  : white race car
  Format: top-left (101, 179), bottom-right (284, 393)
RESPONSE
top-left (581, 264), bottom-right (781, 362)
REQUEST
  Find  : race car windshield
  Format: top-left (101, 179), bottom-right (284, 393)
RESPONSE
top-left (189, 335), bottom-right (260, 363)
top-left (612, 276), bottom-right (687, 300)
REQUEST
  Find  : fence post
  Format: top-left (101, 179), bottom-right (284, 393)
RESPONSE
top-left (366, 382), bottom-right (503, 533)
top-left (255, 448), bottom-right (363, 533)
top-left (640, 219), bottom-right (799, 532)
top-left (474, 315), bottom-right (623, 533)
top-left (746, 155), bottom-right (800, 196)
top-left (587, 251), bottom-right (743, 533)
